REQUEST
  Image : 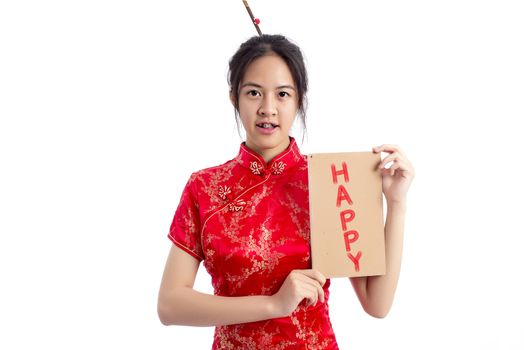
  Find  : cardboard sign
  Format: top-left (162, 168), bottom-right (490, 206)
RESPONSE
top-left (308, 152), bottom-right (386, 278)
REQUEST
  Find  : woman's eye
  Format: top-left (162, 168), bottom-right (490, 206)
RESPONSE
top-left (279, 91), bottom-right (290, 97)
top-left (248, 90), bottom-right (260, 97)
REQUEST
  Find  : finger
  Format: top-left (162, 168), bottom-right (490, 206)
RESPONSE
top-left (294, 273), bottom-right (325, 305)
top-left (390, 159), bottom-right (412, 177)
top-left (317, 282), bottom-right (325, 303)
top-left (291, 272), bottom-right (325, 297)
top-left (374, 144), bottom-right (402, 154)
top-left (379, 161), bottom-right (397, 176)
top-left (296, 283), bottom-right (315, 307)
top-left (300, 284), bottom-right (318, 307)
top-left (390, 159), bottom-right (406, 171)
top-left (383, 160), bottom-right (399, 176)
top-left (296, 269), bottom-right (326, 286)
top-left (298, 279), bottom-right (325, 305)
top-left (378, 153), bottom-right (400, 170)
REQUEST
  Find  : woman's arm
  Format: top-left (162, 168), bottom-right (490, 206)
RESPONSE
top-left (350, 200), bottom-right (406, 318)
top-left (157, 244), bottom-right (327, 327)
top-left (157, 244), bottom-right (275, 327)
top-left (350, 143), bottom-right (414, 318)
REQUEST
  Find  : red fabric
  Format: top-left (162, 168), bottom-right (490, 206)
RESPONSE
top-left (168, 137), bottom-right (339, 349)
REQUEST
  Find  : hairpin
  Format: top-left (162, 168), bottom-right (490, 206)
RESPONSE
top-left (242, 0), bottom-right (262, 36)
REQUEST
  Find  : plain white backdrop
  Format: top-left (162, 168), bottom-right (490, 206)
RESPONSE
top-left (1, 0), bottom-right (523, 349)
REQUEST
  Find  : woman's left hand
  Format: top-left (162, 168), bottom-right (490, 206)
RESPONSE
top-left (373, 144), bottom-right (415, 204)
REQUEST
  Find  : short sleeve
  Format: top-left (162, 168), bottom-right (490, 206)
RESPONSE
top-left (167, 173), bottom-right (204, 261)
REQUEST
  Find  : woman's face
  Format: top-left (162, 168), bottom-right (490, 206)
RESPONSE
top-left (232, 54), bottom-right (299, 162)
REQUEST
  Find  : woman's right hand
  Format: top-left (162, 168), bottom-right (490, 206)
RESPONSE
top-left (270, 269), bottom-right (327, 318)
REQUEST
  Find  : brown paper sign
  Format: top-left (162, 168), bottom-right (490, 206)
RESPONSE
top-left (308, 152), bottom-right (386, 278)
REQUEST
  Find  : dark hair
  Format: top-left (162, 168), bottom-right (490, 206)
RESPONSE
top-left (227, 34), bottom-right (308, 141)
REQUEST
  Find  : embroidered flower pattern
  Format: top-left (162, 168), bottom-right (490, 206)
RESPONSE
top-left (270, 161), bottom-right (286, 175)
top-left (249, 161), bottom-right (263, 175)
top-left (228, 198), bottom-right (246, 212)
top-left (218, 185), bottom-right (231, 200)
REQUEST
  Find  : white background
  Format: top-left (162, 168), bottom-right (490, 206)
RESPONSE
top-left (1, 0), bottom-right (523, 349)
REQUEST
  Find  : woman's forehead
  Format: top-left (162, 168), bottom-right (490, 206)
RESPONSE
top-left (243, 55), bottom-right (293, 79)
top-left (241, 63), bottom-right (295, 90)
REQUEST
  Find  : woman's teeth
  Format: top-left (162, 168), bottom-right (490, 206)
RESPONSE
top-left (258, 123), bottom-right (276, 129)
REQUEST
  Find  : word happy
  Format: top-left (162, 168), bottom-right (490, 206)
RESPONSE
top-left (331, 162), bottom-right (362, 272)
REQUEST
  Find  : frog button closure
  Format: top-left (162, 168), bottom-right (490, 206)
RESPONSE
top-left (249, 161), bottom-right (264, 176)
top-left (270, 161), bottom-right (286, 175)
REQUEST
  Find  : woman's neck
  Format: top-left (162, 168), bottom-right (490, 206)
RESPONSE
top-left (245, 137), bottom-right (291, 164)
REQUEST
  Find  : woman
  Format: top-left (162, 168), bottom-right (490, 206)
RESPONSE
top-left (157, 34), bottom-right (415, 349)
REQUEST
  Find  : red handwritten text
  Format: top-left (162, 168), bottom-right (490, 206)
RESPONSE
top-left (331, 162), bottom-right (362, 272)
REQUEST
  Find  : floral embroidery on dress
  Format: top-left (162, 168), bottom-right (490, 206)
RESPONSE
top-left (227, 198), bottom-right (246, 212)
top-left (270, 161), bottom-right (286, 175)
top-left (218, 185), bottom-right (231, 200)
top-left (249, 161), bottom-right (263, 175)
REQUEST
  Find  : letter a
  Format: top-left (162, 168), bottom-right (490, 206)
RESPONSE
top-left (336, 185), bottom-right (353, 207)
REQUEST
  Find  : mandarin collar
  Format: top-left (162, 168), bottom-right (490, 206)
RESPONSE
top-left (236, 137), bottom-right (303, 176)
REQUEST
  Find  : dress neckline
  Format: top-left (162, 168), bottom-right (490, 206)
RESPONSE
top-left (235, 136), bottom-right (303, 176)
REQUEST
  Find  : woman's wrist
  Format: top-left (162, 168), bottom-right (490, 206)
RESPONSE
top-left (387, 198), bottom-right (407, 209)
top-left (265, 295), bottom-right (282, 319)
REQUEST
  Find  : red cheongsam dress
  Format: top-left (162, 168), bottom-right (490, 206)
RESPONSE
top-left (168, 136), bottom-right (339, 349)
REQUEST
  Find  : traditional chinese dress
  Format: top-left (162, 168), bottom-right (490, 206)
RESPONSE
top-left (168, 136), bottom-right (339, 349)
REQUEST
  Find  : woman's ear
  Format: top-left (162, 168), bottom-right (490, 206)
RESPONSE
top-left (229, 89), bottom-right (237, 107)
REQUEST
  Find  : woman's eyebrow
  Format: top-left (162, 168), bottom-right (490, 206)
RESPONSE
top-left (240, 82), bottom-right (296, 91)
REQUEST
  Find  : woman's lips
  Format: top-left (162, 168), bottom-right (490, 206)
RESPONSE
top-left (256, 123), bottom-right (278, 134)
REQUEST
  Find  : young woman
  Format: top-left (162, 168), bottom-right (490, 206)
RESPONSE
top-left (157, 34), bottom-right (415, 349)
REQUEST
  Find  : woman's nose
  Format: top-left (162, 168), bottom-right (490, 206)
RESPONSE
top-left (258, 95), bottom-right (277, 116)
